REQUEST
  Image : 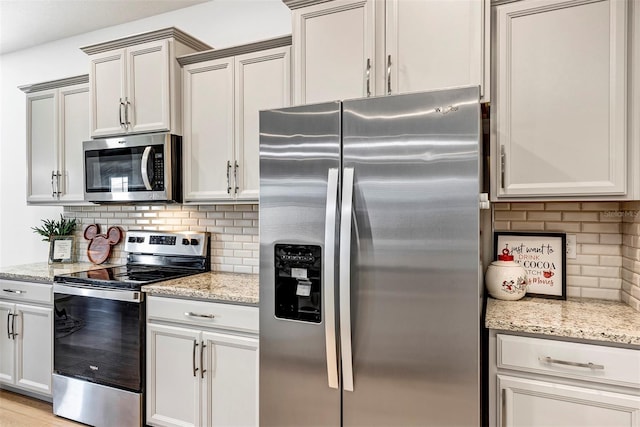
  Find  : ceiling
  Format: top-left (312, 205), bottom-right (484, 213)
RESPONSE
top-left (0, 0), bottom-right (210, 55)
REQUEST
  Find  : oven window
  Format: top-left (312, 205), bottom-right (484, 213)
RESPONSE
top-left (85, 144), bottom-right (164, 193)
top-left (53, 293), bottom-right (144, 392)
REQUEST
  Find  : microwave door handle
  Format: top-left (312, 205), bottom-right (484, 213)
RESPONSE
top-left (141, 146), bottom-right (153, 191)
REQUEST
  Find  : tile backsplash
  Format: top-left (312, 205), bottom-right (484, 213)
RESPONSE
top-left (622, 202), bottom-right (640, 311)
top-left (493, 202), bottom-right (624, 301)
top-left (63, 204), bottom-right (259, 274)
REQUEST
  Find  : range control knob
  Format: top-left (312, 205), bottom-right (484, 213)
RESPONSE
top-left (182, 238), bottom-right (190, 245)
top-left (190, 238), bottom-right (199, 246)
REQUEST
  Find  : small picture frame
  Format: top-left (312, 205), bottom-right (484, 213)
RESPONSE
top-left (49, 236), bottom-right (76, 264)
top-left (494, 231), bottom-right (566, 300)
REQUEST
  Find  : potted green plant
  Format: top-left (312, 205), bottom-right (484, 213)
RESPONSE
top-left (32, 215), bottom-right (77, 263)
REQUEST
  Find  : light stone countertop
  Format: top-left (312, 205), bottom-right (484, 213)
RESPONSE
top-left (0, 262), bottom-right (113, 283)
top-left (141, 272), bottom-right (259, 306)
top-left (486, 297), bottom-right (640, 346)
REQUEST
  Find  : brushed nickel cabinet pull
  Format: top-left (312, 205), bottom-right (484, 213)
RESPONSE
top-left (365, 58), bottom-right (371, 97)
top-left (200, 341), bottom-right (206, 379)
top-left (3, 289), bottom-right (25, 294)
top-left (500, 145), bottom-right (506, 190)
top-left (6, 312), bottom-right (11, 339)
top-left (234, 161), bottom-right (239, 195)
top-left (11, 312), bottom-right (17, 339)
top-left (226, 161), bottom-right (232, 194)
top-left (387, 55), bottom-right (392, 95)
top-left (184, 312), bottom-right (216, 319)
top-left (119, 98), bottom-right (125, 127)
top-left (192, 340), bottom-right (199, 377)
top-left (539, 356), bottom-right (604, 370)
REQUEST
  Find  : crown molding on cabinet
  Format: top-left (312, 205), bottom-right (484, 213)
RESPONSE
top-left (177, 35), bottom-right (292, 66)
top-left (80, 27), bottom-right (211, 55)
top-left (282, 0), bottom-right (333, 10)
top-left (18, 74), bottom-right (89, 93)
top-left (491, 0), bottom-right (524, 5)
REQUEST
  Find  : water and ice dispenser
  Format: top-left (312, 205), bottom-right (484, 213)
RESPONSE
top-left (274, 244), bottom-right (321, 323)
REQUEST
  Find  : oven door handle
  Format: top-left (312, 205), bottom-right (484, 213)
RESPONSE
top-left (53, 283), bottom-right (144, 303)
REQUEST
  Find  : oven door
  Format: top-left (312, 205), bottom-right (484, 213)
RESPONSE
top-left (53, 284), bottom-right (144, 393)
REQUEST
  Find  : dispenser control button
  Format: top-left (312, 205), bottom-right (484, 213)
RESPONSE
top-left (182, 238), bottom-right (190, 245)
top-left (190, 239), bottom-right (199, 246)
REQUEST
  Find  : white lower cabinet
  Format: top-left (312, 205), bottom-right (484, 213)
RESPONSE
top-left (499, 375), bottom-right (640, 427)
top-left (0, 281), bottom-right (53, 396)
top-left (146, 296), bottom-right (259, 427)
top-left (490, 332), bottom-right (640, 427)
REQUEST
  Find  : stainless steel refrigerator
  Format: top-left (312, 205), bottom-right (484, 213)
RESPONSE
top-left (259, 87), bottom-right (482, 426)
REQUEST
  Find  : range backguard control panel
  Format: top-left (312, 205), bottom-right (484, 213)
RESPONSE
top-left (274, 244), bottom-right (321, 323)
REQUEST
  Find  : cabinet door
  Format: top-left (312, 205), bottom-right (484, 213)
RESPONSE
top-left (385, 0), bottom-right (488, 99)
top-left (58, 83), bottom-right (90, 203)
top-left (202, 331), bottom-right (259, 427)
top-left (235, 46), bottom-right (291, 200)
top-left (14, 304), bottom-right (52, 395)
top-left (0, 302), bottom-right (15, 385)
top-left (183, 58), bottom-right (235, 202)
top-left (494, 0), bottom-right (628, 197)
top-left (293, 0), bottom-right (375, 104)
top-left (498, 375), bottom-right (640, 427)
top-left (147, 323), bottom-right (201, 427)
top-left (26, 89), bottom-right (57, 203)
top-left (90, 48), bottom-right (126, 137)
top-left (127, 40), bottom-right (171, 134)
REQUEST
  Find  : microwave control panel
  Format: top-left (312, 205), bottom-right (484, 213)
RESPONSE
top-left (274, 244), bottom-right (321, 323)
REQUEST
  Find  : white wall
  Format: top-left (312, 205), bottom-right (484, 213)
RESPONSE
top-left (0, 0), bottom-right (290, 267)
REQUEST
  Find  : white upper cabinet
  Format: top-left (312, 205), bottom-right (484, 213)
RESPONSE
top-left (291, 0), bottom-right (375, 104)
top-left (286, 0), bottom-right (489, 104)
top-left (21, 76), bottom-right (90, 205)
top-left (385, 0), bottom-right (488, 98)
top-left (81, 28), bottom-right (211, 138)
top-left (180, 36), bottom-right (292, 203)
top-left (492, 0), bottom-right (636, 199)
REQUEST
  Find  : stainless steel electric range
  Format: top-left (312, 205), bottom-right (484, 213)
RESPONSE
top-left (52, 230), bottom-right (209, 427)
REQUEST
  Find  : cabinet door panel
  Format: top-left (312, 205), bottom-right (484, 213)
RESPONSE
top-left (0, 302), bottom-right (15, 385)
top-left (386, 0), bottom-right (485, 98)
top-left (202, 332), bottom-right (258, 427)
top-left (26, 90), bottom-right (57, 203)
top-left (293, 0), bottom-right (375, 104)
top-left (91, 49), bottom-right (126, 137)
top-left (59, 84), bottom-right (90, 203)
top-left (235, 46), bottom-right (291, 200)
top-left (127, 40), bottom-right (170, 134)
top-left (147, 323), bottom-right (201, 427)
top-left (14, 304), bottom-right (52, 395)
top-left (183, 59), bottom-right (235, 202)
top-left (498, 375), bottom-right (640, 427)
top-left (495, 0), bottom-right (627, 197)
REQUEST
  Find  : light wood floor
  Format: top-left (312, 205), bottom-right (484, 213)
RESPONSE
top-left (0, 389), bottom-right (84, 426)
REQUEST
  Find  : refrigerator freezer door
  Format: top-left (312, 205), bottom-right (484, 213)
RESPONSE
top-left (341, 88), bottom-right (482, 426)
top-left (259, 102), bottom-right (341, 426)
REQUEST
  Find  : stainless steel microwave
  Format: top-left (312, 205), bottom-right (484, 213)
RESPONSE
top-left (83, 133), bottom-right (182, 203)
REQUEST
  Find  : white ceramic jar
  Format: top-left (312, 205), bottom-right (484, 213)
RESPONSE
top-left (485, 247), bottom-right (527, 300)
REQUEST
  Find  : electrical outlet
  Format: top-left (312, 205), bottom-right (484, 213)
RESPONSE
top-left (566, 234), bottom-right (577, 259)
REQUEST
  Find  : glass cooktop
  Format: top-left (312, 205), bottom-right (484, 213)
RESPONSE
top-left (54, 265), bottom-right (198, 290)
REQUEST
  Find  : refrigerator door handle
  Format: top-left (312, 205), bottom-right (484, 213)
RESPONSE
top-left (324, 168), bottom-right (340, 389)
top-left (339, 167), bottom-right (355, 392)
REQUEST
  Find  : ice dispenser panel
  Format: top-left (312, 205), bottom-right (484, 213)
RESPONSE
top-left (274, 244), bottom-right (321, 323)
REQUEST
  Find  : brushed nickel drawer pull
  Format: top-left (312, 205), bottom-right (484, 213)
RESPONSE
top-left (192, 340), bottom-right (199, 377)
top-left (3, 289), bottom-right (26, 294)
top-left (185, 312), bottom-right (216, 319)
top-left (539, 356), bottom-right (604, 370)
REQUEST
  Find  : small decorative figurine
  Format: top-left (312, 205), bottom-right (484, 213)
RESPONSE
top-left (84, 224), bottom-right (122, 264)
top-left (485, 245), bottom-right (527, 301)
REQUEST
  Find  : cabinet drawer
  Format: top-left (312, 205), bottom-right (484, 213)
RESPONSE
top-left (497, 334), bottom-right (640, 388)
top-left (0, 280), bottom-right (52, 304)
top-left (147, 296), bottom-right (258, 334)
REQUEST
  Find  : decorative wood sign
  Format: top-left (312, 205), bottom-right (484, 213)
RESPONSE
top-left (494, 231), bottom-right (566, 299)
top-left (84, 224), bottom-right (122, 264)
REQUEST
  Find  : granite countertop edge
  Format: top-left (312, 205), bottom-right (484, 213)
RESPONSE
top-left (485, 296), bottom-right (640, 347)
top-left (141, 271), bottom-right (259, 306)
top-left (0, 262), bottom-right (114, 283)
